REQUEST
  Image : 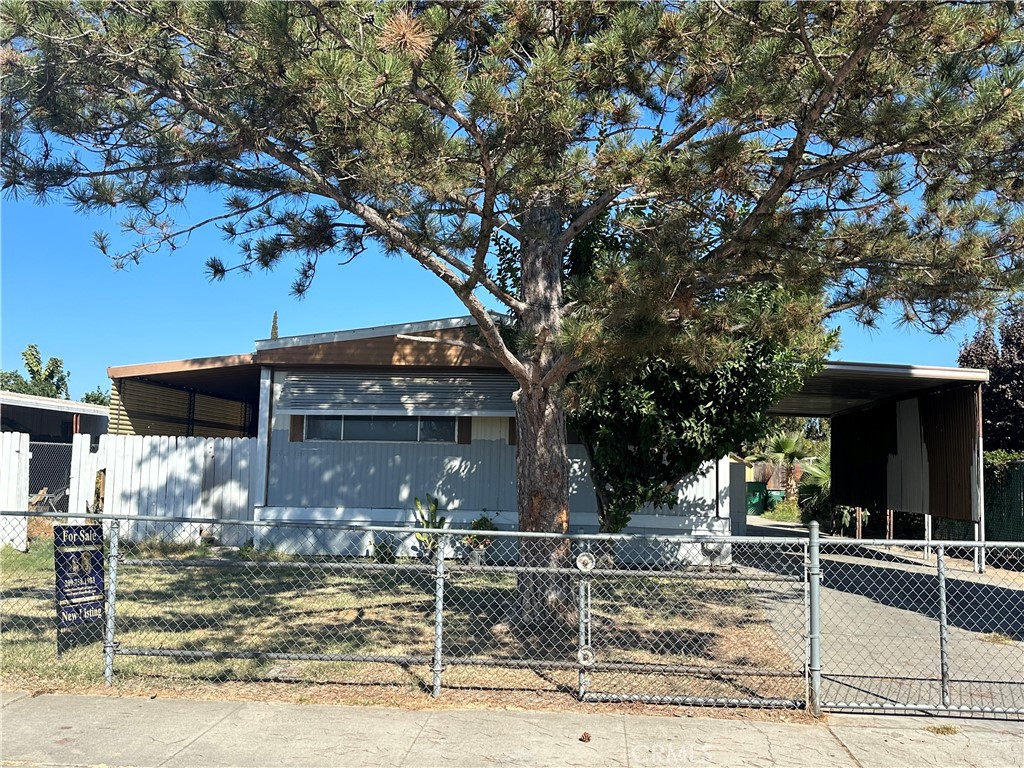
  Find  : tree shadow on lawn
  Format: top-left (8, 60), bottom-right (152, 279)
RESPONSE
top-left (112, 565), bottom-right (436, 658)
top-left (441, 579), bottom-right (725, 667)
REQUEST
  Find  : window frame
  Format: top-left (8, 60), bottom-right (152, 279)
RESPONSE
top-left (300, 414), bottom-right (458, 444)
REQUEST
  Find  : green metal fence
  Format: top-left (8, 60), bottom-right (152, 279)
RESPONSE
top-left (985, 462), bottom-right (1024, 542)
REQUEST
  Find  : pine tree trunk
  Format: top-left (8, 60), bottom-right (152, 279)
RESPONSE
top-left (514, 381), bottom-right (574, 625)
top-left (785, 463), bottom-right (800, 503)
top-left (510, 197), bottom-right (575, 627)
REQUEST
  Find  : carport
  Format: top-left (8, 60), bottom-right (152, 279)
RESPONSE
top-left (770, 361), bottom-right (989, 569)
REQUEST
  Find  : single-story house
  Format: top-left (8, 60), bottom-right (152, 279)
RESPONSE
top-left (1, 390), bottom-right (109, 442)
top-left (0, 392), bottom-right (110, 514)
top-left (104, 316), bottom-right (989, 550)
top-left (106, 318), bottom-right (740, 541)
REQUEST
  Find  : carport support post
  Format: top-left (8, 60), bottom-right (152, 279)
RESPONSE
top-left (807, 522), bottom-right (822, 717)
top-left (103, 518), bottom-right (120, 686)
top-left (431, 536), bottom-right (446, 698)
top-left (936, 545), bottom-right (951, 708)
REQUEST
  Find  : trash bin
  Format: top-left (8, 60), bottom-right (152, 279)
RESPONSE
top-left (746, 482), bottom-right (767, 515)
top-left (766, 490), bottom-right (786, 509)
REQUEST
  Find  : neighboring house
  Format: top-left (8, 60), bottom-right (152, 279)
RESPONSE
top-left (104, 316), bottom-right (991, 549)
top-left (0, 390), bottom-right (109, 441)
top-left (0, 391), bottom-right (110, 517)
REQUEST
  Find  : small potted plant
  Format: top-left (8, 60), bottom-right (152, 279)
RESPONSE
top-left (462, 514), bottom-right (497, 566)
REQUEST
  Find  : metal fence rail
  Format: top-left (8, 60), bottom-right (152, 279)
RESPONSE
top-left (1, 511), bottom-right (1021, 716)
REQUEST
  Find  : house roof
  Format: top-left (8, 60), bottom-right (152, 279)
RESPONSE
top-left (106, 317), bottom-right (500, 403)
top-left (107, 317), bottom-right (989, 416)
top-left (254, 316), bottom-right (480, 351)
top-left (0, 390), bottom-right (110, 417)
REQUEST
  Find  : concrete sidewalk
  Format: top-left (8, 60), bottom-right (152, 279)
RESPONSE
top-left (1, 691), bottom-right (1021, 768)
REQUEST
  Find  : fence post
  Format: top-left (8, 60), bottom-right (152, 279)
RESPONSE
top-left (431, 535), bottom-right (446, 698)
top-left (577, 576), bottom-right (591, 700)
top-left (936, 545), bottom-right (951, 708)
top-left (807, 521), bottom-right (822, 717)
top-left (103, 518), bottom-right (120, 686)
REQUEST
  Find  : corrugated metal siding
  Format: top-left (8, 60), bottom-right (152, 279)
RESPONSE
top-left (193, 392), bottom-right (249, 436)
top-left (886, 398), bottom-right (929, 515)
top-left (275, 370), bottom-right (519, 415)
top-left (267, 431), bottom-right (522, 510)
top-left (110, 379), bottom-right (250, 438)
top-left (266, 430), bottom-right (723, 521)
top-left (110, 379), bottom-right (190, 436)
top-left (832, 385), bottom-right (979, 522)
top-left (920, 386), bottom-right (978, 522)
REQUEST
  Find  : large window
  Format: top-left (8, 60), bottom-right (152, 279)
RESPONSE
top-left (303, 415), bottom-right (456, 443)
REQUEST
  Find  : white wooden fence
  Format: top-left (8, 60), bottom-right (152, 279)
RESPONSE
top-left (0, 432), bottom-right (30, 550)
top-left (70, 434), bottom-right (258, 544)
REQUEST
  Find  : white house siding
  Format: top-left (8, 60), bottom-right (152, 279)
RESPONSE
top-left (265, 423), bottom-right (733, 533)
top-left (266, 433), bottom-right (522, 520)
top-left (263, 368), bottom-right (736, 554)
top-left (0, 431), bottom-right (30, 550)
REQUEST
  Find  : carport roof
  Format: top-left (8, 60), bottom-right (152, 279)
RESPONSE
top-left (107, 319), bottom-right (989, 417)
top-left (767, 361), bottom-right (988, 418)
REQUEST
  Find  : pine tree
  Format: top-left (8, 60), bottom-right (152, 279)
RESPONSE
top-left (270, 311), bottom-right (279, 340)
top-left (960, 310), bottom-right (1024, 452)
top-left (4, 3), bottom-right (1024, 623)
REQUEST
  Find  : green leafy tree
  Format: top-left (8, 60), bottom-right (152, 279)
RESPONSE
top-left (959, 309), bottom-right (1024, 452)
top-left (569, 289), bottom-right (829, 533)
top-left (0, 344), bottom-right (70, 399)
top-left (81, 387), bottom-right (111, 407)
top-left (5, 3), bottom-right (1024, 621)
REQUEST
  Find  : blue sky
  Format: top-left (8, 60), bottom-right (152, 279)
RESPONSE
top-left (1, 195), bottom-right (978, 400)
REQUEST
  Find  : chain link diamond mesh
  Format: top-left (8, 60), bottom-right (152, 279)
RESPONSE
top-left (1, 512), bottom-right (1021, 715)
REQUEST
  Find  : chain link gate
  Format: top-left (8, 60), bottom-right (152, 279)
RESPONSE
top-left (570, 538), bottom-right (810, 708)
top-left (817, 538), bottom-right (1024, 715)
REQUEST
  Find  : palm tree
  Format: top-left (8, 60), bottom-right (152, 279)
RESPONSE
top-left (801, 453), bottom-right (861, 533)
top-left (755, 432), bottom-right (813, 504)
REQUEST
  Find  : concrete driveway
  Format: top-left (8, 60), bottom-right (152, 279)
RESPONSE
top-left (739, 517), bottom-right (1024, 713)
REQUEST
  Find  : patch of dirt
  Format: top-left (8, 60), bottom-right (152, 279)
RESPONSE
top-left (3, 672), bottom-right (821, 724)
top-left (925, 724), bottom-right (961, 736)
top-left (27, 517), bottom-right (54, 541)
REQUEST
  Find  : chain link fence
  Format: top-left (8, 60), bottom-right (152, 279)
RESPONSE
top-left (1, 511), bottom-right (1021, 716)
top-left (26, 441), bottom-right (73, 514)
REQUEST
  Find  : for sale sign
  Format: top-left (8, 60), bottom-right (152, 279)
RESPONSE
top-left (54, 524), bottom-right (105, 627)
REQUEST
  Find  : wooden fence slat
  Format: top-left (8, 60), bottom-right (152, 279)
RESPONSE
top-left (56, 434), bottom-right (256, 543)
top-left (0, 432), bottom-right (29, 550)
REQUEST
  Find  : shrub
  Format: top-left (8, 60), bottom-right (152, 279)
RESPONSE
top-left (462, 514), bottom-right (498, 550)
top-left (763, 499), bottom-right (801, 523)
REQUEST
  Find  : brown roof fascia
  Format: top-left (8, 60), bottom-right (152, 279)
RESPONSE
top-left (107, 354), bottom-right (255, 380)
top-left (254, 328), bottom-right (503, 369)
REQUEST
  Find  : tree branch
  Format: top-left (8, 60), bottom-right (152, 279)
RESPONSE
top-left (707, 3), bottom-right (900, 262)
top-left (396, 334), bottom-right (494, 358)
